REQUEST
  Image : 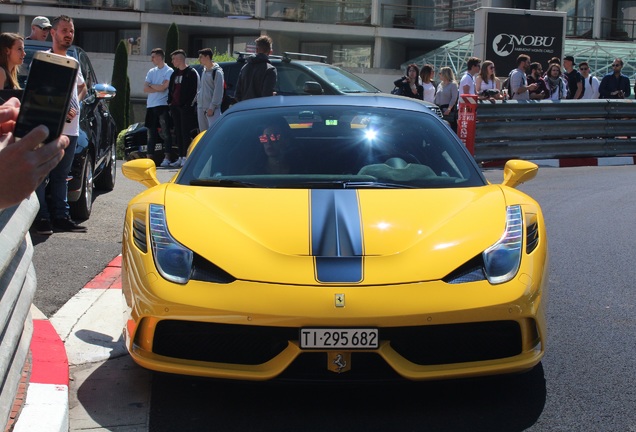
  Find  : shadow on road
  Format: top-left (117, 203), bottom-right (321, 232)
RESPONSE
top-left (148, 363), bottom-right (546, 432)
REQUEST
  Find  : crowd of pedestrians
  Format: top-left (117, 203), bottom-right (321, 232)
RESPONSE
top-left (392, 52), bottom-right (635, 107)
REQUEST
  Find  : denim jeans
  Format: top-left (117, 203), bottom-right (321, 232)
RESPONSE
top-left (36, 135), bottom-right (78, 220)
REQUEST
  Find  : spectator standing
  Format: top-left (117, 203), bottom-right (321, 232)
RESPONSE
top-left (0, 97), bottom-right (69, 210)
top-left (235, 35), bottom-right (277, 102)
top-left (543, 63), bottom-right (568, 101)
top-left (578, 61), bottom-right (600, 99)
top-left (526, 62), bottom-right (548, 100)
top-left (393, 63), bottom-right (423, 100)
top-left (34, 15), bottom-right (87, 234)
top-left (0, 33), bottom-right (25, 89)
top-left (434, 66), bottom-right (459, 130)
top-left (25, 16), bottom-right (51, 41)
top-left (509, 54), bottom-right (537, 100)
top-left (167, 49), bottom-right (199, 168)
top-left (563, 55), bottom-right (584, 99)
top-left (475, 60), bottom-right (503, 100)
top-left (196, 48), bottom-right (224, 131)
top-left (599, 58), bottom-right (631, 99)
top-left (419, 64), bottom-right (436, 103)
top-left (459, 56), bottom-right (481, 96)
top-left (143, 48), bottom-right (173, 168)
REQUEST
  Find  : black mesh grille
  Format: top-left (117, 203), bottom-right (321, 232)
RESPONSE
top-left (385, 321), bottom-right (522, 365)
top-left (152, 320), bottom-right (522, 368)
top-left (132, 217), bottom-right (147, 252)
top-left (526, 221), bottom-right (539, 253)
top-left (153, 321), bottom-right (296, 365)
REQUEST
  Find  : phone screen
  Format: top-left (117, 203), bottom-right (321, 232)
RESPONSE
top-left (14, 54), bottom-right (78, 143)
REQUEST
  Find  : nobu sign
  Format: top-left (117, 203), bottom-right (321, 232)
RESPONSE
top-left (485, 12), bottom-right (565, 74)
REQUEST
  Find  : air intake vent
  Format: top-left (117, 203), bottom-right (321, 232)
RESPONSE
top-left (132, 216), bottom-right (147, 252)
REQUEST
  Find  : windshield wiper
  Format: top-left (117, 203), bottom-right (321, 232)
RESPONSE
top-left (190, 179), bottom-right (261, 188)
top-left (282, 181), bottom-right (414, 189)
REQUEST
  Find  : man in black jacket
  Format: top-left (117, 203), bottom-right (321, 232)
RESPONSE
top-left (598, 58), bottom-right (631, 99)
top-left (235, 36), bottom-right (277, 102)
top-left (168, 49), bottom-right (199, 167)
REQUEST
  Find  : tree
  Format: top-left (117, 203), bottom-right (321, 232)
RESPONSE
top-left (165, 23), bottom-right (179, 69)
top-left (110, 39), bottom-right (129, 133)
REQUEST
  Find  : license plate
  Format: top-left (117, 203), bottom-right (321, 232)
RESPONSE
top-left (300, 328), bottom-right (378, 349)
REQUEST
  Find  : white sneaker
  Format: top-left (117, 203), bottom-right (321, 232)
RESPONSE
top-left (169, 157), bottom-right (182, 168)
top-left (180, 157), bottom-right (187, 167)
top-left (160, 158), bottom-right (171, 168)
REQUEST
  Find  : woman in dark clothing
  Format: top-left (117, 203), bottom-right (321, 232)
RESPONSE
top-left (393, 63), bottom-right (423, 100)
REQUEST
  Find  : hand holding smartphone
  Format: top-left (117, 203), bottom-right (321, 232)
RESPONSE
top-left (14, 51), bottom-right (79, 144)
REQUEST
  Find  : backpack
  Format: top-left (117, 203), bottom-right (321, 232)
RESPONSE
top-left (391, 86), bottom-right (403, 96)
top-left (503, 70), bottom-right (514, 98)
top-left (211, 68), bottom-right (234, 113)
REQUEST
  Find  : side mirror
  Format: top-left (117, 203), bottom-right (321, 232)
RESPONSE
top-left (121, 159), bottom-right (160, 188)
top-left (501, 159), bottom-right (538, 189)
top-left (303, 81), bottom-right (324, 95)
top-left (94, 83), bottom-right (117, 100)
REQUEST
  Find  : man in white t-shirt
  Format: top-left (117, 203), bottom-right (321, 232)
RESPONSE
top-left (34, 15), bottom-right (87, 234)
top-left (578, 61), bottom-right (600, 99)
top-left (459, 56), bottom-right (481, 96)
top-left (144, 48), bottom-right (174, 167)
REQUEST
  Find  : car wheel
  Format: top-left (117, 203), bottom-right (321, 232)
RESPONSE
top-left (95, 141), bottom-right (116, 191)
top-left (70, 154), bottom-right (93, 220)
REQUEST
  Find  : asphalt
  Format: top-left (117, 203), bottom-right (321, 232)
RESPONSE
top-left (11, 154), bottom-right (636, 431)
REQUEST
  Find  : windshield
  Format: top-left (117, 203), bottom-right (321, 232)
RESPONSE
top-left (303, 64), bottom-right (380, 94)
top-left (178, 105), bottom-right (486, 189)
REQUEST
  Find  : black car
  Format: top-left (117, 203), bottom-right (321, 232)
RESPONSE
top-left (20, 40), bottom-right (118, 220)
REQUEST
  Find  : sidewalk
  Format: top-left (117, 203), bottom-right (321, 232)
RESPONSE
top-left (12, 255), bottom-right (126, 432)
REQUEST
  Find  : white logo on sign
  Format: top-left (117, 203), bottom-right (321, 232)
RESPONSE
top-left (492, 33), bottom-right (556, 57)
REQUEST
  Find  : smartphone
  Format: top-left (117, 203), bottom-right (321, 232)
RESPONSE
top-left (14, 51), bottom-right (79, 143)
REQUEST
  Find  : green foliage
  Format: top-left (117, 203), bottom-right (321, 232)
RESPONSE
top-left (165, 23), bottom-right (179, 69)
top-left (116, 128), bottom-right (127, 160)
top-left (213, 51), bottom-right (235, 63)
top-left (110, 40), bottom-right (129, 133)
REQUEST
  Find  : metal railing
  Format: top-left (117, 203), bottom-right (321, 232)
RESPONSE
top-left (265, 0), bottom-right (371, 25)
top-left (472, 99), bottom-right (636, 163)
top-left (0, 195), bottom-right (39, 431)
top-left (379, 3), bottom-right (475, 31)
top-left (601, 17), bottom-right (636, 41)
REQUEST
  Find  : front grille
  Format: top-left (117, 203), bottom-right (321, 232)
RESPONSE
top-left (152, 320), bottom-right (522, 368)
top-left (153, 321), bottom-right (296, 365)
top-left (428, 105), bottom-right (443, 118)
top-left (385, 321), bottom-right (522, 365)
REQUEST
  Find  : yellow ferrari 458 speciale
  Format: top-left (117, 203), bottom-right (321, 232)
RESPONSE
top-left (121, 95), bottom-right (548, 382)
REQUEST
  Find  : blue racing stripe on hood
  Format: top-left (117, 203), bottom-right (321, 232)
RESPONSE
top-left (310, 190), bottom-right (363, 283)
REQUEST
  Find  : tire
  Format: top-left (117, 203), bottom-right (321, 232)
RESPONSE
top-left (70, 154), bottom-right (93, 220)
top-left (95, 141), bottom-right (116, 191)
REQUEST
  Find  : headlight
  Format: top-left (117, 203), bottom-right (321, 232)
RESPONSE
top-left (483, 205), bottom-right (522, 284)
top-left (149, 204), bottom-right (193, 284)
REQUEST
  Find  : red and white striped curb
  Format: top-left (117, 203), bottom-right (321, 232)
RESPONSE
top-left (482, 156), bottom-right (636, 168)
top-left (13, 255), bottom-right (123, 432)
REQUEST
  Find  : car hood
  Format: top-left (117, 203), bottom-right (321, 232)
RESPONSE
top-left (162, 184), bottom-right (508, 284)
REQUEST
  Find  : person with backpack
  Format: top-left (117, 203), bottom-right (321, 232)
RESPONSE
top-left (508, 54), bottom-right (538, 100)
top-left (543, 62), bottom-right (568, 101)
top-left (196, 48), bottom-right (224, 132)
top-left (579, 61), bottom-right (600, 99)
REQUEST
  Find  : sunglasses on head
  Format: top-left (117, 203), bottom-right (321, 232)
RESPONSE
top-left (259, 133), bottom-right (281, 143)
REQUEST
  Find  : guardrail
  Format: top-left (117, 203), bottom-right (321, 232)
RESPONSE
top-left (472, 99), bottom-right (636, 163)
top-left (0, 195), bottom-right (38, 430)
